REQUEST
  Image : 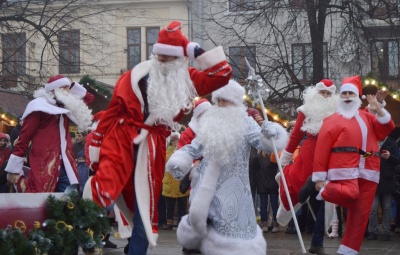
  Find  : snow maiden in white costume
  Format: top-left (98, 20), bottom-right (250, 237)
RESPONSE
top-left (166, 80), bottom-right (288, 255)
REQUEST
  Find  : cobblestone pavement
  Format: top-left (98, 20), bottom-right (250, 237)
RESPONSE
top-left (80, 228), bottom-right (400, 255)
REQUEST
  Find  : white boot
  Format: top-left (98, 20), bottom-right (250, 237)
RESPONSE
top-left (328, 220), bottom-right (339, 238)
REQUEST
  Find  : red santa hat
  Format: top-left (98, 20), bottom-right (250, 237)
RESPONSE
top-left (212, 80), bottom-right (245, 106)
top-left (0, 133), bottom-right (7, 141)
top-left (193, 99), bottom-right (211, 118)
top-left (315, 79), bottom-right (336, 93)
top-left (45, 74), bottom-right (71, 93)
top-left (152, 21), bottom-right (189, 58)
top-left (340, 75), bottom-right (365, 98)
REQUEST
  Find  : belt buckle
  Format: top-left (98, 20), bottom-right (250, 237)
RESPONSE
top-left (363, 152), bottom-right (372, 158)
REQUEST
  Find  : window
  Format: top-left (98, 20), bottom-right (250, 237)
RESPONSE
top-left (1, 33), bottom-right (26, 88)
top-left (292, 43), bottom-right (328, 82)
top-left (368, 0), bottom-right (400, 19)
top-left (59, 30), bottom-right (80, 74)
top-left (127, 28), bottom-right (141, 70)
top-left (229, 46), bottom-right (256, 82)
top-left (146, 27), bottom-right (160, 60)
top-left (371, 39), bottom-right (399, 79)
top-left (229, 0), bottom-right (256, 12)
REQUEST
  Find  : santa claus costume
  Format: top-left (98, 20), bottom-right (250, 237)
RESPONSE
top-left (5, 75), bottom-right (93, 192)
top-left (277, 79), bottom-right (338, 224)
top-left (312, 76), bottom-right (395, 254)
top-left (166, 80), bottom-right (288, 255)
top-left (83, 21), bottom-right (232, 254)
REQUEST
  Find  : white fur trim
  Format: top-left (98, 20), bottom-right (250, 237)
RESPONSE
top-left (276, 202), bottom-right (302, 226)
top-left (189, 161), bottom-right (221, 236)
top-left (196, 46), bottom-right (226, 71)
top-left (133, 115), bottom-right (155, 145)
top-left (275, 172), bottom-right (281, 186)
top-left (212, 80), bottom-right (245, 106)
top-left (375, 108), bottom-right (391, 124)
top-left (176, 215), bottom-right (203, 250)
top-left (5, 154), bottom-right (25, 174)
top-left (279, 150), bottom-right (293, 166)
top-left (337, 244), bottom-right (358, 255)
top-left (22, 97), bottom-right (69, 119)
top-left (152, 43), bottom-right (184, 57)
top-left (312, 172), bottom-right (327, 182)
top-left (259, 123), bottom-right (288, 153)
top-left (59, 115), bottom-right (78, 185)
top-left (340, 83), bottom-right (359, 96)
top-left (131, 60), bottom-right (152, 113)
top-left (89, 146), bottom-right (100, 163)
top-left (134, 138), bottom-right (158, 247)
top-left (82, 176), bottom-right (94, 200)
top-left (69, 82), bottom-right (87, 99)
top-left (324, 202), bottom-right (335, 233)
top-left (193, 102), bottom-right (211, 118)
top-left (188, 118), bottom-right (199, 135)
top-left (114, 196), bottom-right (134, 238)
top-left (186, 42), bottom-right (200, 60)
top-left (315, 82), bottom-right (336, 93)
top-left (166, 149), bottom-right (193, 179)
top-left (200, 225), bottom-right (266, 255)
top-left (45, 77), bottom-right (70, 92)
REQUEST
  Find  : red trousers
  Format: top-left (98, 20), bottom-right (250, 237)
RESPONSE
top-left (322, 178), bottom-right (377, 254)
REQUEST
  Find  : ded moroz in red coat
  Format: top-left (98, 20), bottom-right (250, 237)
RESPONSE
top-left (87, 46), bottom-right (232, 247)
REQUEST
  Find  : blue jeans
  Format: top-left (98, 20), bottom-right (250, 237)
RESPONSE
top-left (311, 202), bottom-right (325, 247)
top-left (128, 188), bottom-right (149, 255)
top-left (55, 166), bottom-right (70, 192)
top-left (259, 192), bottom-right (279, 222)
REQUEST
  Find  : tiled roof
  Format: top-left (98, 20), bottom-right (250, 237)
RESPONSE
top-left (0, 89), bottom-right (31, 118)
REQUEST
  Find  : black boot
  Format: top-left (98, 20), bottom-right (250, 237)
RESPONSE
top-left (103, 233), bottom-right (117, 249)
top-left (124, 237), bottom-right (131, 254)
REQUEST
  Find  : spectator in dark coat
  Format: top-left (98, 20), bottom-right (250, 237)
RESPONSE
top-left (368, 136), bottom-right (400, 241)
top-left (10, 116), bottom-right (23, 149)
top-left (257, 150), bottom-right (279, 233)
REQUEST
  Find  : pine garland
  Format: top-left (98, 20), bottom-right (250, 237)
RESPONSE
top-left (0, 191), bottom-right (110, 255)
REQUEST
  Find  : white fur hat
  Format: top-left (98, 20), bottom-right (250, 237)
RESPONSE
top-left (211, 80), bottom-right (245, 106)
top-left (315, 79), bottom-right (336, 94)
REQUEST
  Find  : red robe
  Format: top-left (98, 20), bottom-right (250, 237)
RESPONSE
top-left (6, 89), bottom-right (93, 193)
top-left (177, 127), bottom-right (196, 149)
top-left (89, 47), bottom-right (232, 246)
top-left (279, 111), bottom-right (316, 210)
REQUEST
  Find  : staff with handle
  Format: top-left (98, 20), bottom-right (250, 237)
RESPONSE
top-left (245, 58), bottom-right (306, 254)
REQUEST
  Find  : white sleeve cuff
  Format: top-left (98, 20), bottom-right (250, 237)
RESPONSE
top-left (312, 172), bottom-right (327, 182)
top-left (196, 46), bottom-right (226, 71)
top-left (89, 145), bottom-right (100, 163)
top-left (5, 154), bottom-right (25, 174)
top-left (280, 150), bottom-right (294, 166)
top-left (376, 108), bottom-right (391, 124)
top-left (70, 82), bottom-right (87, 98)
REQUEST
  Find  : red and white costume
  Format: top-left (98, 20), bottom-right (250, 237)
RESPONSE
top-left (312, 76), bottom-right (395, 254)
top-left (85, 47), bottom-right (232, 247)
top-left (5, 75), bottom-right (93, 192)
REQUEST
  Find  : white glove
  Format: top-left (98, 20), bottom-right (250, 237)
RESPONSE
top-left (261, 121), bottom-right (278, 138)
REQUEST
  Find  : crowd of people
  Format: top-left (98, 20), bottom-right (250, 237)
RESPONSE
top-left (0, 20), bottom-right (399, 255)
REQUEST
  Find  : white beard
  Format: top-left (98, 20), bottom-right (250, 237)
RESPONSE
top-left (300, 87), bottom-right (339, 135)
top-left (336, 96), bottom-right (362, 119)
top-left (54, 88), bottom-right (93, 131)
top-left (147, 56), bottom-right (197, 129)
top-left (197, 104), bottom-right (247, 165)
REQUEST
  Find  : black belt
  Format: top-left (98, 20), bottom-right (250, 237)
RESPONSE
top-left (331, 147), bottom-right (380, 158)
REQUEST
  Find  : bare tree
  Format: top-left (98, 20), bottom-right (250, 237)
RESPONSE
top-left (0, 0), bottom-right (116, 95)
top-left (191, 0), bottom-right (400, 115)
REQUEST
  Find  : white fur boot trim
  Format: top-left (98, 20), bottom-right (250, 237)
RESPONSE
top-left (200, 225), bottom-right (266, 255)
top-left (176, 215), bottom-right (203, 250)
top-left (276, 203), bottom-right (302, 227)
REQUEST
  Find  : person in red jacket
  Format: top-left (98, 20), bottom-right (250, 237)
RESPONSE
top-left (83, 21), bottom-right (232, 255)
top-left (6, 74), bottom-right (93, 192)
top-left (0, 133), bottom-right (11, 169)
top-left (311, 75), bottom-right (395, 255)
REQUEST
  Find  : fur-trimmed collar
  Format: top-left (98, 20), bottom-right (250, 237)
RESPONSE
top-left (33, 87), bottom-right (56, 105)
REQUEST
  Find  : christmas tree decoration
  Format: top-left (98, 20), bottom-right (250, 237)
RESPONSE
top-left (0, 190), bottom-right (110, 255)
